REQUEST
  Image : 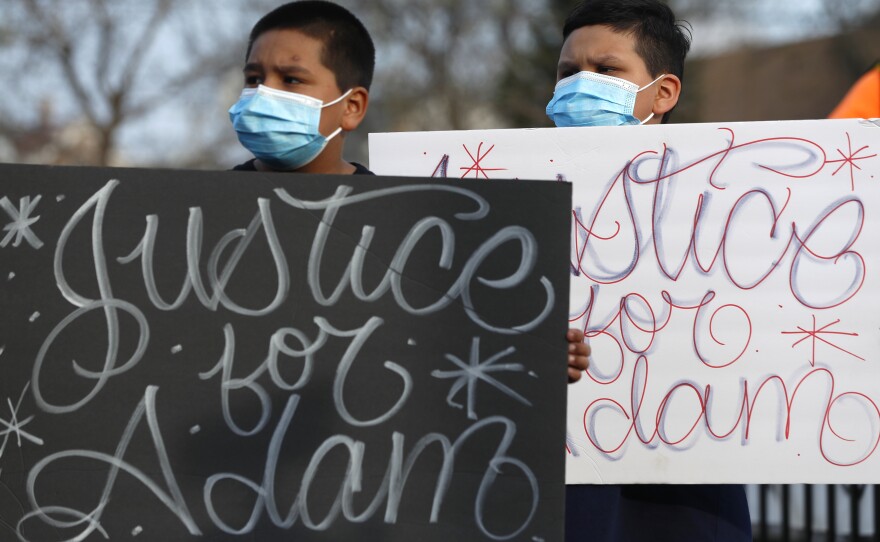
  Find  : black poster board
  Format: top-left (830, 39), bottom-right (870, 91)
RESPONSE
top-left (0, 163), bottom-right (571, 541)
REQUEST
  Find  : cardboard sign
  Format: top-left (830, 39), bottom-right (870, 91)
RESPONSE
top-left (369, 118), bottom-right (880, 483)
top-left (0, 164), bottom-right (571, 541)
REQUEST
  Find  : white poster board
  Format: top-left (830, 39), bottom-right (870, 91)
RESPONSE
top-left (369, 119), bottom-right (880, 484)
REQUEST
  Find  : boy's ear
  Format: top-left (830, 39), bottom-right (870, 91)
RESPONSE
top-left (341, 87), bottom-right (369, 132)
top-left (651, 74), bottom-right (682, 119)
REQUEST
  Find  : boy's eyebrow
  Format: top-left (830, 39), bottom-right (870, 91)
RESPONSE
top-left (556, 59), bottom-right (581, 72)
top-left (557, 54), bottom-right (624, 72)
top-left (242, 63), bottom-right (313, 76)
top-left (592, 54), bottom-right (622, 65)
top-left (275, 65), bottom-right (313, 76)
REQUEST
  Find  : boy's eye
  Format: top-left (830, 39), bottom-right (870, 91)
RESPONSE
top-left (283, 76), bottom-right (301, 85)
top-left (244, 75), bottom-right (263, 86)
top-left (597, 65), bottom-right (616, 74)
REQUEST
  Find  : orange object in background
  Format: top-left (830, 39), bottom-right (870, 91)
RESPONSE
top-left (828, 62), bottom-right (880, 119)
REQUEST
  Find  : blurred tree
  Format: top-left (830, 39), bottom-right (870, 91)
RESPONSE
top-left (325, 0), bottom-right (572, 162)
top-left (1, 0), bottom-right (876, 169)
top-left (0, 0), bottom-right (274, 167)
top-left (493, 0), bottom-right (570, 128)
top-left (352, 0), bottom-right (564, 132)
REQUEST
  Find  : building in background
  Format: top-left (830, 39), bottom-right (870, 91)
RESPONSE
top-left (677, 10), bottom-right (880, 123)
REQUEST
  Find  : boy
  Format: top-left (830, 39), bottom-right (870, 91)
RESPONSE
top-left (234, 1), bottom-right (592, 382)
top-left (549, 2), bottom-right (753, 541)
top-left (546, 0), bottom-right (685, 128)
top-left (229, 0), bottom-right (373, 175)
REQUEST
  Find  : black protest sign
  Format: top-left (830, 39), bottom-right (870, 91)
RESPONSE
top-left (0, 164), bottom-right (571, 541)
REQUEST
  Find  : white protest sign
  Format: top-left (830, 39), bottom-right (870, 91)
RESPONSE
top-left (369, 119), bottom-right (880, 483)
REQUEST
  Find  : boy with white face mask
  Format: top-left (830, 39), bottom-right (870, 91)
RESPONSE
top-left (229, 1), bottom-right (374, 175)
top-left (555, 2), bottom-right (753, 542)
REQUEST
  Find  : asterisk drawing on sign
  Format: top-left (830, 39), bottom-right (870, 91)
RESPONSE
top-left (431, 337), bottom-right (530, 420)
top-left (826, 132), bottom-right (877, 191)
top-left (0, 383), bottom-right (44, 477)
top-left (459, 142), bottom-right (507, 179)
top-left (0, 195), bottom-right (44, 249)
top-left (781, 314), bottom-right (864, 367)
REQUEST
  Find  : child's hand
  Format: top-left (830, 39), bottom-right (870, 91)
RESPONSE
top-left (566, 328), bottom-right (590, 383)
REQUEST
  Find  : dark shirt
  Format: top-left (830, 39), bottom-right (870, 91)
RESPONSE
top-left (232, 159), bottom-right (375, 175)
top-left (566, 484), bottom-right (752, 542)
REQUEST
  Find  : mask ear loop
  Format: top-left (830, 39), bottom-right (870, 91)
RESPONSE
top-left (321, 88), bottom-right (354, 108)
top-left (320, 88), bottom-right (355, 142)
top-left (325, 126), bottom-right (344, 142)
top-left (636, 74), bottom-right (666, 124)
top-left (638, 74), bottom-right (666, 92)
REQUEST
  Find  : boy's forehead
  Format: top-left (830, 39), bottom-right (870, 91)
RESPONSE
top-left (559, 24), bottom-right (640, 63)
top-left (248, 27), bottom-right (324, 61)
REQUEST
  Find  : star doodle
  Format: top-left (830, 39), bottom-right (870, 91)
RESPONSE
top-left (459, 142), bottom-right (507, 179)
top-left (0, 383), bottom-right (44, 470)
top-left (431, 337), bottom-right (530, 420)
top-left (826, 132), bottom-right (877, 191)
top-left (0, 195), bottom-right (44, 249)
top-left (781, 314), bottom-right (864, 367)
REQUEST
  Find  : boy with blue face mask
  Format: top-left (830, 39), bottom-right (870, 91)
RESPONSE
top-left (555, 2), bottom-right (753, 542)
top-left (229, 0), bottom-right (374, 175)
top-left (547, 0), bottom-right (687, 128)
top-left (233, 3), bottom-right (592, 379)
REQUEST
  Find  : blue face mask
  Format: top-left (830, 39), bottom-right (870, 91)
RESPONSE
top-left (545, 71), bottom-right (664, 127)
top-left (229, 85), bottom-right (352, 170)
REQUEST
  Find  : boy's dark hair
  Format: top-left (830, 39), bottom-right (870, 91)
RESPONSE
top-left (247, 0), bottom-right (375, 91)
top-left (563, 0), bottom-right (691, 82)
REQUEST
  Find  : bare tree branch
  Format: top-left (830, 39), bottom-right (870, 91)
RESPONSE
top-left (93, 0), bottom-right (114, 90)
top-left (117, 0), bottom-right (174, 99)
top-left (22, 0), bottom-right (101, 126)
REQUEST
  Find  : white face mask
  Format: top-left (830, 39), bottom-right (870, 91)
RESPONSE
top-left (546, 71), bottom-right (665, 127)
